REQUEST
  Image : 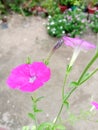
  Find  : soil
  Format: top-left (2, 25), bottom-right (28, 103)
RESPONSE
top-left (0, 14), bottom-right (98, 130)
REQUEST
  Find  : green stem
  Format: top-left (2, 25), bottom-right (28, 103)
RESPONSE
top-left (53, 67), bottom-right (71, 126)
top-left (53, 86), bottom-right (77, 127)
top-left (62, 69), bottom-right (70, 99)
top-left (53, 104), bottom-right (64, 124)
top-left (64, 86), bottom-right (77, 101)
top-left (78, 51), bottom-right (98, 84)
top-left (20, 6), bottom-right (26, 19)
top-left (34, 114), bottom-right (38, 130)
top-left (79, 68), bottom-right (98, 85)
top-left (44, 49), bottom-right (54, 65)
top-left (53, 49), bottom-right (98, 127)
top-left (32, 97), bottom-right (38, 130)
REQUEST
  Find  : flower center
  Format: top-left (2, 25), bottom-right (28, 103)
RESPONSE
top-left (29, 75), bottom-right (37, 83)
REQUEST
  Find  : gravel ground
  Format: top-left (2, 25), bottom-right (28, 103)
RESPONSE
top-left (0, 14), bottom-right (98, 130)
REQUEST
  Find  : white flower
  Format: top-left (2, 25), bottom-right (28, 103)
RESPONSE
top-left (96, 15), bottom-right (98, 18)
top-left (60, 26), bottom-right (63, 29)
top-left (48, 15), bottom-right (52, 19)
top-left (52, 31), bottom-right (55, 34)
top-left (53, 28), bottom-right (56, 31)
top-left (47, 27), bottom-right (50, 30)
top-left (52, 28), bottom-right (56, 31)
top-left (59, 20), bottom-right (62, 22)
top-left (50, 21), bottom-right (55, 25)
top-left (63, 19), bottom-right (66, 22)
top-left (81, 19), bottom-right (85, 23)
top-left (68, 8), bottom-right (72, 11)
top-left (62, 31), bottom-right (65, 34)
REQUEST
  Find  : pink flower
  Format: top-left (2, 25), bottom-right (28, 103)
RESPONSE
top-left (63, 36), bottom-right (96, 50)
top-left (63, 36), bottom-right (96, 67)
top-left (6, 62), bottom-right (51, 92)
top-left (91, 101), bottom-right (98, 110)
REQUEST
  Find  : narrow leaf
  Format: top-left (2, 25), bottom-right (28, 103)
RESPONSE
top-left (35, 96), bottom-right (44, 103)
top-left (70, 81), bottom-right (78, 87)
top-left (55, 124), bottom-right (66, 130)
top-left (38, 122), bottom-right (53, 130)
top-left (28, 113), bottom-right (35, 120)
top-left (34, 108), bottom-right (43, 113)
top-left (26, 57), bottom-right (31, 64)
top-left (63, 100), bottom-right (70, 110)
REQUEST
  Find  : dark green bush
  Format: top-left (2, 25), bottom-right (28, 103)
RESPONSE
top-left (46, 8), bottom-right (87, 38)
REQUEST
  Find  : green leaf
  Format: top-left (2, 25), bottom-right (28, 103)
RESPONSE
top-left (78, 110), bottom-right (93, 120)
top-left (35, 96), bottom-right (44, 103)
top-left (63, 92), bottom-right (69, 100)
top-left (68, 113), bottom-right (78, 125)
top-left (28, 113), bottom-right (35, 120)
top-left (31, 126), bottom-right (36, 130)
top-left (80, 72), bottom-right (90, 82)
top-left (22, 126), bottom-right (36, 130)
top-left (22, 126), bottom-right (30, 130)
top-left (54, 124), bottom-right (66, 130)
top-left (31, 96), bottom-right (44, 103)
top-left (26, 57), bottom-right (31, 64)
top-left (34, 108), bottom-right (43, 113)
top-left (38, 122), bottom-right (53, 130)
top-left (70, 81), bottom-right (78, 87)
top-left (66, 65), bottom-right (72, 73)
top-left (63, 100), bottom-right (70, 110)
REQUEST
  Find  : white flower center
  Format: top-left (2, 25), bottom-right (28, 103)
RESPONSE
top-left (29, 75), bottom-right (36, 83)
top-left (69, 47), bottom-right (81, 67)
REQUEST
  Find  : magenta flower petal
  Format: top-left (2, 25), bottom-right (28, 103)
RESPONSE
top-left (62, 36), bottom-right (96, 67)
top-left (7, 62), bottom-right (51, 92)
top-left (63, 36), bottom-right (96, 50)
top-left (91, 101), bottom-right (98, 110)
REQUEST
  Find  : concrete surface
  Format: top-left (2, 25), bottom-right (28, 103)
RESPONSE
top-left (0, 14), bottom-right (98, 130)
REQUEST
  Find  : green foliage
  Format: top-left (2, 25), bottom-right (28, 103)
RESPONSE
top-left (0, 1), bottom-right (6, 14)
top-left (64, 8), bottom-right (87, 37)
top-left (41, 0), bottom-right (61, 16)
top-left (28, 96), bottom-right (43, 121)
top-left (22, 125), bottom-right (36, 130)
top-left (57, 0), bottom-right (70, 5)
top-left (22, 122), bottom-right (66, 130)
top-left (38, 122), bottom-right (66, 130)
top-left (67, 109), bottom-right (94, 125)
top-left (67, 113), bottom-right (78, 125)
top-left (63, 100), bottom-right (70, 110)
top-left (89, 11), bottom-right (98, 33)
top-left (57, 0), bottom-right (82, 6)
top-left (46, 14), bottom-right (66, 37)
top-left (46, 8), bottom-right (87, 38)
top-left (8, 0), bottom-right (29, 15)
top-left (69, 0), bottom-right (82, 6)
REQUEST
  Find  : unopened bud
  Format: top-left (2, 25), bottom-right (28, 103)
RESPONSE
top-left (53, 39), bottom-right (64, 50)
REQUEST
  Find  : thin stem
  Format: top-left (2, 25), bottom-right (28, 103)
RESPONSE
top-left (53, 67), bottom-right (71, 126)
top-left (78, 51), bottom-right (98, 84)
top-left (34, 113), bottom-right (38, 130)
top-left (32, 96), bottom-right (38, 130)
top-left (44, 49), bottom-right (54, 65)
top-left (53, 104), bottom-right (64, 125)
top-left (79, 68), bottom-right (98, 85)
top-left (20, 6), bottom-right (26, 19)
top-left (53, 45), bottom-right (98, 127)
top-left (64, 86), bottom-right (77, 101)
top-left (53, 86), bottom-right (77, 127)
top-left (62, 69), bottom-right (70, 99)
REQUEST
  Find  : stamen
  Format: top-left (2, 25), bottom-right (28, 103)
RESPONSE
top-left (29, 75), bottom-right (36, 83)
